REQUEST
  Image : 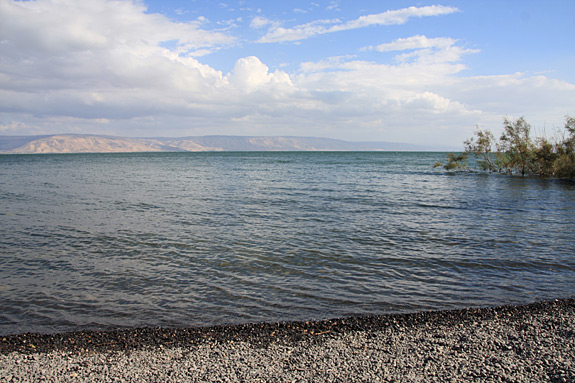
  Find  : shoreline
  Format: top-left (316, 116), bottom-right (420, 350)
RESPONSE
top-left (1, 298), bottom-right (574, 382)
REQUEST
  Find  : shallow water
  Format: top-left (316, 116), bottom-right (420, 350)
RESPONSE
top-left (1, 151), bottom-right (574, 335)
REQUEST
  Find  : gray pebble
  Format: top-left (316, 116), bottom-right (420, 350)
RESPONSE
top-left (1, 299), bottom-right (574, 382)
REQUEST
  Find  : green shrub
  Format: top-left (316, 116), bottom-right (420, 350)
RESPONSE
top-left (437, 115), bottom-right (575, 179)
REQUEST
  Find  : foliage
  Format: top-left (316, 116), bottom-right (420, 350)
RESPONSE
top-left (495, 117), bottom-right (534, 176)
top-left (553, 116), bottom-right (575, 178)
top-left (436, 115), bottom-right (575, 178)
top-left (532, 137), bottom-right (557, 177)
top-left (464, 127), bottom-right (497, 172)
top-left (434, 152), bottom-right (469, 171)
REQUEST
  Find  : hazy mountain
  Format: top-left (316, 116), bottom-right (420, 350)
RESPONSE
top-left (0, 134), bottom-right (448, 154)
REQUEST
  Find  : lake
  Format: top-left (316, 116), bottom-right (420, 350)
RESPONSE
top-left (1, 151), bottom-right (574, 335)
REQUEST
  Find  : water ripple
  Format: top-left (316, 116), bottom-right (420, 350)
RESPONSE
top-left (1, 152), bottom-right (574, 335)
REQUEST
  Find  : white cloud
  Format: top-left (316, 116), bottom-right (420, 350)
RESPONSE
top-left (257, 19), bottom-right (341, 43)
top-left (229, 56), bottom-right (293, 93)
top-left (295, 57), bottom-right (482, 126)
top-left (250, 16), bottom-right (274, 29)
top-left (0, 1), bottom-right (573, 147)
top-left (257, 5), bottom-right (459, 43)
top-left (368, 35), bottom-right (456, 52)
top-left (290, 34), bottom-right (573, 143)
top-left (338, 5), bottom-right (459, 30)
top-left (1, 0), bottom-right (234, 56)
top-left (365, 35), bottom-right (480, 67)
top-left (326, 1), bottom-right (340, 11)
top-left (0, 0), bottom-right (232, 115)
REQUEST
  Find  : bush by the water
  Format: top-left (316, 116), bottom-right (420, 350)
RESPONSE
top-left (435, 115), bottom-right (575, 178)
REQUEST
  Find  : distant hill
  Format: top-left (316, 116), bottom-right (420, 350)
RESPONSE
top-left (0, 134), bottom-right (447, 154)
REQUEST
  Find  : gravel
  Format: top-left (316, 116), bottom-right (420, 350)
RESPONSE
top-left (1, 299), bottom-right (574, 382)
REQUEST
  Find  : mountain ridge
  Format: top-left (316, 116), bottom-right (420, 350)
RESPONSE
top-left (0, 134), bottom-right (450, 153)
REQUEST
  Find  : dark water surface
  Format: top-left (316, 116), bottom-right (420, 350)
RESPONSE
top-left (1, 152), bottom-right (574, 335)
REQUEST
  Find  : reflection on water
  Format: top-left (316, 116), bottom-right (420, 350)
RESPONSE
top-left (1, 152), bottom-right (574, 335)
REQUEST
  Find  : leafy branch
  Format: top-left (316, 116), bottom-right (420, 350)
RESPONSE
top-left (435, 115), bottom-right (575, 178)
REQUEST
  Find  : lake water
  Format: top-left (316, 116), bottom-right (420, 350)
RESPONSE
top-left (1, 151), bottom-right (574, 335)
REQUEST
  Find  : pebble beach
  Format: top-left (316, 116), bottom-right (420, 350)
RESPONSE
top-left (1, 299), bottom-right (574, 382)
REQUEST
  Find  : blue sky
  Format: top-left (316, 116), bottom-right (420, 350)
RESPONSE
top-left (147, 0), bottom-right (574, 79)
top-left (1, 0), bottom-right (574, 147)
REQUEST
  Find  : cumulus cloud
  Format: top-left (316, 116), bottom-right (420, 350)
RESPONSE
top-left (0, 0), bottom-right (233, 119)
top-left (257, 5), bottom-right (459, 43)
top-left (291, 33), bottom-right (573, 143)
top-left (0, 0), bottom-right (573, 146)
top-left (229, 56), bottom-right (293, 93)
top-left (0, 0), bottom-right (234, 56)
top-left (294, 56), bottom-right (483, 137)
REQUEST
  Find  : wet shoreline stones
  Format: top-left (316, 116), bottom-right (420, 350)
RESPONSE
top-left (1, 299), bottom-right (574, 382)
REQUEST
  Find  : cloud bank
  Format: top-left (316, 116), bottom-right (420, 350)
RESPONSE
top-left (0, 0), bottom-right (573, 147)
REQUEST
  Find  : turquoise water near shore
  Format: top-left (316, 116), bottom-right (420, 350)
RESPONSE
top-left (1, 151), bottom-right (574, 335)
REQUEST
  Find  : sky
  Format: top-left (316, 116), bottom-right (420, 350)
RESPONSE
top-left (0, 0), bottom-right (574, 147)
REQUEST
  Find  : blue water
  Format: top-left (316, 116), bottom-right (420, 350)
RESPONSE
top-left (1, 152), bottom-right (574, 335)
